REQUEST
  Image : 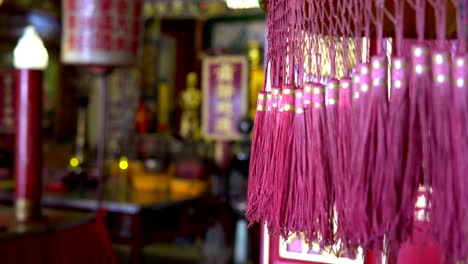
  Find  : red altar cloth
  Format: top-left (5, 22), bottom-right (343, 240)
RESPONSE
top-left (0, 213), bottom-right (117, 264)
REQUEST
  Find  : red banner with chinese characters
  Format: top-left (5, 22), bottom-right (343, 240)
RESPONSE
top-left (202, 56), bottom-right (248, 140)
top-left (62, 0), bottom-right (143, 66)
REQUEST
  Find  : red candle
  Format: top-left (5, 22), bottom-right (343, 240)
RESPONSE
top-left (13, 26), bottom-right (48, 222)
top-left (14, 69), bottom-right (43, 222)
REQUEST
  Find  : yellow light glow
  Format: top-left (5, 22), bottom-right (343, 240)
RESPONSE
top-left (70, 157), bottom-right (79, 168)
top-left (119, 157), bottom-right (129, 170)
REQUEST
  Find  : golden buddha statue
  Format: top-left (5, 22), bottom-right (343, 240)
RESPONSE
top-left (248, 41), bottom-right (264, 120)
top-left (179, 72), bottom-right (201, 139)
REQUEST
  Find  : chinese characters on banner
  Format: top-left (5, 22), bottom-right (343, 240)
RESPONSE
top-left (62, 0), bottom-right (143, 66)
top-left (202, 56), bottom-right (248, 140)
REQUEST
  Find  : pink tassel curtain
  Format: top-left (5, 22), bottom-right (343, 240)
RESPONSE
top-left (246, 0), bottom-right (468, 261)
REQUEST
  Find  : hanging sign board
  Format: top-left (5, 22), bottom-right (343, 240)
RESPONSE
top-left (202, 56), bottom-right (248, 141)
top-left (62, 0), bottom-right (143, 66)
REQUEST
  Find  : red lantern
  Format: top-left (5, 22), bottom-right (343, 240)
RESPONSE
top-left (61, 0), bottom-right (143, 67)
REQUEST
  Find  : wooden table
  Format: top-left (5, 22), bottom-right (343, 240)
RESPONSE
top-left (0, 186), bottom-right (205, 264)
top-left (0, 206), bottom-right (95, 241)
top-left (0, 206), bottom-right (116, 263)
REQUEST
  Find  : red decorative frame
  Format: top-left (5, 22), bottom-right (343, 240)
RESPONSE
top-left (261, 224), bottom-right (366, 264)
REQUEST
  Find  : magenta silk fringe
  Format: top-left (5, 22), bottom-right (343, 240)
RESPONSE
top-left (258, 89), bottom-right (280, 228)
top-left (349, 63), bottom-right (372, 247)
top-left (246, 92), bottom-right (267, 223)
top-left (386, 57), bottom-right (410, 247)
top-left (277, 90), bottom-right (296, 236)
top-left (303, 83), bottom-right (319, 243)
top-left (245, 0), bottom-right (468, 260)
top-left (430, 51), bottom-right (454, 256)
top-left (450, 55), bottom-right (468, 259)
top-left (335, 77), bottom-right (358, 256)
top-left (310, 84), bottom-right (333, 247)
top-left (367, 56), bottom-right (389, 245)
top-left (324, 79), bottom-right (339, 247)
top-left (284, 89), bottom-right (308, 235)
top-left (267, 86), bottom-right (295, 237)
top-left (401, 44), bottom-right (433, 242)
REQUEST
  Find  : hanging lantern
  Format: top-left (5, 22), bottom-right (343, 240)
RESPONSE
top-left (61, 0), bottom-right (143, 66)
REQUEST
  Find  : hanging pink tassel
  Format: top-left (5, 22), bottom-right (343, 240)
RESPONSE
top-left (333, 0), bottom-right (355, 251)
top-left (450, 5), bottom-right (468, 258)
top-left (377, 1), bottom-right (411, 257)
top-left (428, 0), bottom-right (462, 259)
top-left (401, 44), bottom-right (433, 241)
top-left (246, 92), bottom-right (267, 223)
top-left (302, 82), bottom-right (319, 243)
top-left (430, 50), bottom-right (457, 259)
top-left (249, 91), bottom-right (274, 224)
top-left (386, 57), bottom-right (411, 247)
top-left (261, 88), bottom-right (281, 230)
top-left (284, 89), bottom-right (308, 235)
top-left (360, 0), bottom-right (390, 245)
top-left (345, 6), bottom-right (365, 240)
top-left (450, 55), bottom-right (468, 258)
top-left (324, 79), bottom-right (339, 246)
top-left (335, 77), bottom-right (353, 245)
top-left (277, 87), bottom-right (296, 237)
top-left (337, 71), bottom-right (364, 257)
top-left (367, 55), bottom-right (389, 244)
top-left (305, 83), bottom-right (330, 246)
top-left (349, 63), bottom-right (372, 247)
top-left (402, 0), bottom-right (433, 240)
top-left (268, 86), bottom-right (295, 237)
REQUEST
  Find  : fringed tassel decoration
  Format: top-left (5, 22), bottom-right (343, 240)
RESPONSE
top-left (383, 0), bottom-right (409, 258)
top-left (246, 92), bottom-right (267, 224)
top-left (349, 63), bottom-right (372, 247)
top-left (334, 0), bottom-right (354, 244)
top-left (451, 0), bottom-right (468, 256)
top-left (262, 88), bottom-right (281, 233)
top-left (430, 50), bottom-right (456, 259)
top-left (324, 79), bottom-right (339, 247)
top-left (402, 44), bottom-right (432, 240)
top-left (303, 82), bottom-right (318, 243)
top-left (451, 55), bottom-right (468, 259)
top-left (306, 83), bottom-right (328, 247)
top-left (284, 89), bottom-right (307, 235)
top-left (270, 86), bottom-right (295, 237)
top-left (367, 56), bottom-right (389, 246)
top-left (386, 57), bottom-right (410, 247)
top-left (342, 68), bottom-right (365, 259)
top-left (429, 0), bottom-right (459, 259)
top-left (335, 77), bottom-right (355, 255)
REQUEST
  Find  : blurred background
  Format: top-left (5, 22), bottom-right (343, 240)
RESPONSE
top-left (0, 0), bottom-right (266, 263)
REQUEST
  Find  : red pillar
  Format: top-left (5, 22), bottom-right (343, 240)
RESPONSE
top-left (14, 69), bottom-right (43, 222)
